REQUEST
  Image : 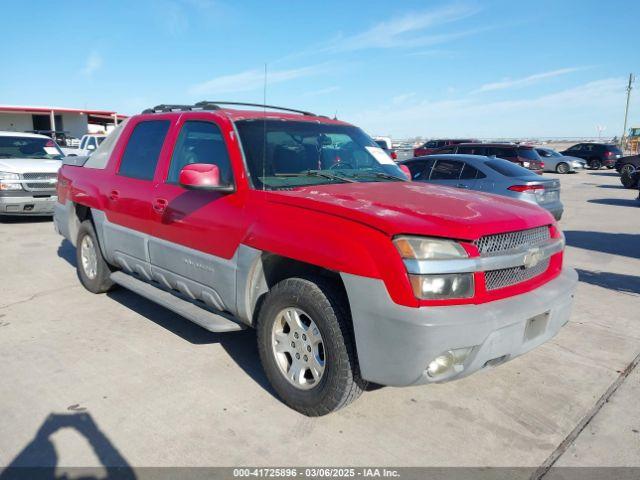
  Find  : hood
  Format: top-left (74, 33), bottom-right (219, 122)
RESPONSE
top-left (266, 182), bottom-right (554, 241)
top-left (0, 158), bottom-right (62, 174)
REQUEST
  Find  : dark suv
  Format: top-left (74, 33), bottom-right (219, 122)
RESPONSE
top-left (559, 143), bottom-right (622, 169)
top-left (414, 139), bottom-right (476, 157)
top-left (427, 143), bottom-right (544, 174)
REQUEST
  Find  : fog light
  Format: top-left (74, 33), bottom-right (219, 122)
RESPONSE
top-left (426, 347), bottom-right (475, 378)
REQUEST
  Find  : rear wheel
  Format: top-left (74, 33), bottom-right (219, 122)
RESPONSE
top-left (620, 164), bottom-right (638, 189)
top-left (589, 158), bottom-right (602, 169)
top-left (555, 162), bottom-right (570, 174)
top-left (257, 276), bottom-right (365, 416)
top-left (76, 220), bottom-right (115, 293)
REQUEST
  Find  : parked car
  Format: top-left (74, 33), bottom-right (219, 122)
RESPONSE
top-left (401, 154), bottom-right (563, 220)
top-left (374, 137), bottom-right (397, 160)
top-left (559, 143), bottom-right (622, 169)
top-left (535, 147), bottom-right (585, 174)
top-left (413, 139), bottom-right (475, 157)
top-left (54, 101), bottom-right (577, 416)
top-left (28, 130), bottom-right (80, 148)
top-left (0, 131), bottom-right (63, 216)
top-left (614, 154), bottom-right (640, 189)
top-left (77, 134), bottom-right (107, 156)
top-left (426, 143), bottom-right (545, 174)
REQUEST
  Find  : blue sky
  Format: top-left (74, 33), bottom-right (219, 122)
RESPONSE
top-left (1, 0), bottom-right (639, 138)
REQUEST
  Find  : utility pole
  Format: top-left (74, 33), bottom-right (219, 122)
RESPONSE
top-left (621, 73), bottom-right (634, 148)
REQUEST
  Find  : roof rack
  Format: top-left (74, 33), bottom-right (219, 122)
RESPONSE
top-left (141, 101), bottom-right (316, 116)
top-left (195, 101), bottom-right (316, 116)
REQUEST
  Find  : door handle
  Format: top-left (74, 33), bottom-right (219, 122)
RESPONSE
top-left (153, 198), bottom-right (168, 213)
top-left (109, 190), bottom-right (120, 201)
top-left (456, 183), bottom-right (469, 189)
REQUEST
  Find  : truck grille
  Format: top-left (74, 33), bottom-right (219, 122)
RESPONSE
top-left (475, 226), bottom-right (552, 291)
top-left (485, 259), bottom-right (550, 291)
top-left (474, 226), bottom-right (550, 255)
top-left (21, 172), bottom-right (57, 191)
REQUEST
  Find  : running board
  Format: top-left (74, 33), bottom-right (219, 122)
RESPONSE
top-left (110, 271), bottom-right (245, 332)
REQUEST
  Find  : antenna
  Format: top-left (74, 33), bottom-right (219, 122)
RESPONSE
top-left (262, 63), bottom-right (267, 191)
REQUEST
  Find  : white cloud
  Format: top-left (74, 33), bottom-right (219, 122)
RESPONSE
top-left (346, 77), bottom-right (636, 138)
top-left (392, 92), bottom-right (416, 104)
top-left (189, 64), bottom-right (330, 96)
top-left (323, 4), bottom-right (482, 53)
top-left (472, 67), bottom-right (587, 94)
top-left (81, 51), bottom-right (102, 76)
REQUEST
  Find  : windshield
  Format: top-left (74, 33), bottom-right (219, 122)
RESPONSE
top-left (0, 136), bottom-right (64, 160)
top-left (235, 120), bottom-right (406, 189)
top-left (486, 159), bottom-right (537, 177)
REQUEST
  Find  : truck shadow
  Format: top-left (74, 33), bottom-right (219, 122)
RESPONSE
top-left (564, 231), bottom-right (640, 259)
top-left (0, 216), bottom-right (53, 224)
top-left (587, 172), bottom-right (620, 177)
top-left (106, 289), bottom-right (277, 399)
top-left (576, 269), bottom-right (640, 296)
top-left (0, 412), bottom-right (135, 480)
top-left (55, 239), bottom-right (275, 398)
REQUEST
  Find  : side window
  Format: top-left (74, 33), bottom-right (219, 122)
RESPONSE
top-left (568, 144), bottom-right (582, 151)
top-left (492, 147), bottom-right (515, 158)
top-left (118, 120), bottom-right (170, 180)
top-left (406, 159), bottom-right (433, 180)
top-left (167, 121), bottom-right (233, 185)
top-left (80, 137), bottom-right (87, 149)
top-left (583, 144), bottom-right (593, 152)
top-left (430, 160), bottom-right (464, 180)
top-left (425, 141), bottom-right (436, 148)
top-left (437, 147), bottom-right (455, 154)
top-left (458, 146), bottom-right (486, 155)
top-left (460, 163), bottom-right (484, 179)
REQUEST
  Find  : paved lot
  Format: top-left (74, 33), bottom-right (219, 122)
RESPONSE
top-left (0, 170), bottom-right (638, 472)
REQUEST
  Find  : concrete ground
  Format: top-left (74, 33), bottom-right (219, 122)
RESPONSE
top-left (0, 169), bottom-right (638, 473)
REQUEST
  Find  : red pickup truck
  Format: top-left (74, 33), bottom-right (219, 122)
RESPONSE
top-left (54, 102), bottom-right (578, 416)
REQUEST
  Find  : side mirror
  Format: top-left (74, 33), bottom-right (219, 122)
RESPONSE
top-left (178, 163), bottom-right (234, 192)
top-left (399, 164), bottom-right (411, 180)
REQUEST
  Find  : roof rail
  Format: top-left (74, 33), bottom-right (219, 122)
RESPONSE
top-left (141, 103), bottom-right (220, 114)
top-left (195, 101), bottom-right (316, 116)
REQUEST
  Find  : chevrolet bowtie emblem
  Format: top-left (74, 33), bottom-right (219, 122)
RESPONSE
top-left (523, 247), bottom-right (544, 269)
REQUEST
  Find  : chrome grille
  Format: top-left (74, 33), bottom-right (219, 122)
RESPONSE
top-left (485, 259), bottom-right (550, 291)
top-left (476, 226), bottom-right (552, 290)
top-left (474, 226), bottom-right (550, 255)
top-left (21, 172), bottom-right (57, 191)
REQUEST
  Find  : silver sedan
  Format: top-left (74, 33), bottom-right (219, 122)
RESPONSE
top-left (535, 147), bottom-right (585, 174)
top-left (401, 154), bottom-right (564, 220)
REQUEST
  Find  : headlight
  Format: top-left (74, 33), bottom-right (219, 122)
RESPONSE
top-left (409, 273), bottom-right (474, 300)
top-left (393, 236), bottom-right (467, 260)
top-left (0, 171), bottom-right (22, 191)
top-left (394, 236), bottom-right (474, 300)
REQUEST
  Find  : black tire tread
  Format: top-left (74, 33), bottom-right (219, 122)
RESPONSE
top-left (257, 275), bottom-right (365, 416)
top-left (76, 220), bottom-right (115, 294)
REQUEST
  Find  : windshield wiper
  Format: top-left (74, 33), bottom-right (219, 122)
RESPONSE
top-left (274, 170), bottom-right (357, 183)
top-left (351, 171), bottom-right (406, 182)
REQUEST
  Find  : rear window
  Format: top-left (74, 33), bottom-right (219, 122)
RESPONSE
top-left (517, 147), bottom-right (542, 161)
top-left (606, 145), bottom-right (622, 154)
top-left (84, 120), bottom-right (129, 169)
top-left (486, 159), bottom-right (536, 177)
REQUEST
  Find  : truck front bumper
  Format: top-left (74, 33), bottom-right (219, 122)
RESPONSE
top-left (342, 267), bottom-right (578, 386)
top-left (0, 195), bottom-right (57, 215)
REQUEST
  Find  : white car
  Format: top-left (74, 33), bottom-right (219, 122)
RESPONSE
top-left (0, 131), bottom-right (63, 216)
top-left (77, 134), bottom-right (106, 156)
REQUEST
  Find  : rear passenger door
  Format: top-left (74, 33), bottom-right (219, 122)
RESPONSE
top-left (101, 118), bottom-right (172, 276)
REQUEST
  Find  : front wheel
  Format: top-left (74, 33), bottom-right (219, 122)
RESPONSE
top-left (257, 276), bottom-right (365, 416)
top-left (556, 162), bottom-right (570, 174)
top-left (76, 220), bottom-right (115, 293)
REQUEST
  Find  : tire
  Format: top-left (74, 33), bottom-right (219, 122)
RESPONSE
top-left (555, 162), bottom-right (570, 174)
top-left (589, 158), bottom-right (602, 170)
top-left (76, 220), bottom-right (115, 294)
top-left (606, 165), bottom-right (614, 169)
top-left (620, 165), bottom-right (639, 189)
top-left (257, 276), bottom-right (365, 416)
